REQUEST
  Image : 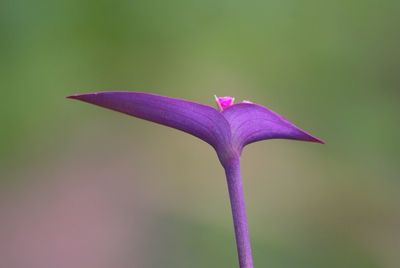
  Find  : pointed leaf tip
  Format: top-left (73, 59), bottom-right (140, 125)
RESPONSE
top-left (66, 92), bottom-right (102, 101)
top-left (294, 129), bottom-right (325, 144)
top-left (66, 93), bottom-right (92, 100)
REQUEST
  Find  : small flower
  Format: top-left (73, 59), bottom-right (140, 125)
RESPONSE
top-left (68, 91), bottom-right (323, 268)
top-left (215, 95), bottom-right (235, 111)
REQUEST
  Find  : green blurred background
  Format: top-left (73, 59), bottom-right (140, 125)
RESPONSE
top-left (1, 0), bottom-right (399, 267)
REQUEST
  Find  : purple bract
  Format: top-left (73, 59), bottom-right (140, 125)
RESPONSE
top-left (68, 91), bottom-right (323, 268)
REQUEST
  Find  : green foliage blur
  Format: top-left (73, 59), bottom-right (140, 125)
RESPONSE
top-left (1, 0), bottom-right (399, 267)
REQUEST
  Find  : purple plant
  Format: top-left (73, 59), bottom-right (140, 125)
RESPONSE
top-left (68, 91), bottom-right (323, 268)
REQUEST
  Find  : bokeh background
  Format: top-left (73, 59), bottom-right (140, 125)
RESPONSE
top-left (1, 0), bottom-right (399, 267)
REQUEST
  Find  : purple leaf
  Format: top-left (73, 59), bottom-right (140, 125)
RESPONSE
top-left (222, 102), bottom-right (324, 150)
top-left (68, 91), bottom-right (324, 268)
top-left (67, 92), bottom-right (232, 151)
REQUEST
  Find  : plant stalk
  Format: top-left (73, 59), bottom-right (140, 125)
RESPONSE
top-left (224, 159), bottom-right (254, 268)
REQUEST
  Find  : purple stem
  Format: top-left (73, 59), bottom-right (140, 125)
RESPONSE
top-left (224, 158), bottom-right (254, 268)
